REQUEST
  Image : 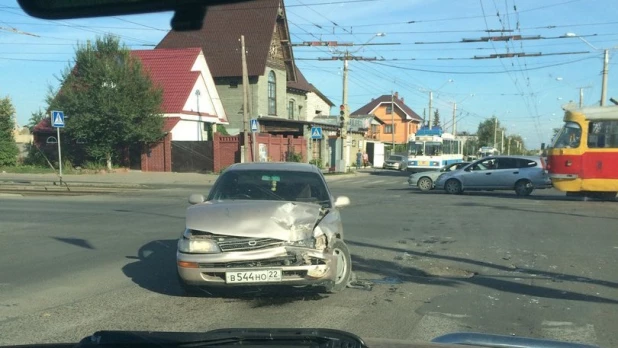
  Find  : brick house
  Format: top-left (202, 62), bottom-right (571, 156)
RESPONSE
top-left (156, 0), bottom-right (336, 165)
top-left (351, 92), bottom-right (423, 144)
top-left (156, 0), bottom-right (299, 134)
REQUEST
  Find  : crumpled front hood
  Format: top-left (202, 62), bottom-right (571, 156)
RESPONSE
top-left (186, 200), bottom-right (323, 241)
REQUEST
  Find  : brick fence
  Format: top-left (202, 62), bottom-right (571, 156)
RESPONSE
top-left (142, 133), bottom-right (305, 173)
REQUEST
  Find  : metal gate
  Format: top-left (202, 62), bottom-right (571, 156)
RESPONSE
top-left (171, 141), bottom-right (214, 173)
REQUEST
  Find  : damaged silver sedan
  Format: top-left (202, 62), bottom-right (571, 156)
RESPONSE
top-left (176, 162), bottom-right (352, 295)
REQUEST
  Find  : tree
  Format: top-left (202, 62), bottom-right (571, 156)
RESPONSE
top-left (463, 138), bottom-right (478, 157)
top-left (477, 117), bottom-right (502, 147)
top-left (47, 34), bottom-right (164, 170)
top-left (0, 96), bottom-right (19, 166)
top-left (506, 135), bottom-right (526, 155)
top-left (28, 108), bottom-right (46, 131)
top-left (432, 109), bottom-right (441, 127)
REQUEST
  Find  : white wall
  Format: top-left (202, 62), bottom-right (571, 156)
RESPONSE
top-left (181, 51), bottom-right (227, 123)
top-left (170, 118), bottom-right (210, 141)
top-left (305, 91), bottom-right (332, 122)
top-left (183, 78), bottom-right (217, 115)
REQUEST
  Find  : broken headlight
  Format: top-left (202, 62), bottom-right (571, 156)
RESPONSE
top-left (178, 229), bottom-right (221, 254)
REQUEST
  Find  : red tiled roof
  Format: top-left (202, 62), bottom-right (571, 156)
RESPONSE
top-left (351, 95), bottom-right (422, 121)
top-left (156, 0), bottom-right (280, 78)
top-left (163, 117), bottom-right (181, 133)
top-left (131, 48), bottom-right (201, 114)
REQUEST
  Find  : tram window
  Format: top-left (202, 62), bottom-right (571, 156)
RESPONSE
top-left (553, 122), bottom-right (581, 149)
top-left (588, 121), bottom-right (618, 148)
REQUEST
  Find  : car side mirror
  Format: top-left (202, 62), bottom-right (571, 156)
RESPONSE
top-left (188, 194), bottom-right (205, 205)
top-left (334, 196), bottom-right (351, 208)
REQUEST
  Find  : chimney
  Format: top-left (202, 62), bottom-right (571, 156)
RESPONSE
top-left (394, 91), bottom-right (399, 98)
top-left (401, 97), bottom-right (404, 104)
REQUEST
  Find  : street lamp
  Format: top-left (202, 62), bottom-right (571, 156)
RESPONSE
top-left (350, 32), bottom-right (386, 54)
top-left (563, 32), bottom-right (618, 106)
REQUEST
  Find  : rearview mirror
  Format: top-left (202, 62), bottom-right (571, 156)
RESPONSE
top-left (334, 196), bottom-right (351, 208)
top-left (188, 194), bottom-right (205, 205)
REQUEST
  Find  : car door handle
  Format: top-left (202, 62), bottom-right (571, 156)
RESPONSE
top-left (512, 171), bottom-right (519, 174)
top-left (485, 173), bottom-right (491, 175)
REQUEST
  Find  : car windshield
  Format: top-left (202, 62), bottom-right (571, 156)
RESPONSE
top-left (552, 122), bottom-right (581, 149)
top-left (208, 169), bottom-right (331, 207)
top-left (2, 1), bottom-right (614, 347)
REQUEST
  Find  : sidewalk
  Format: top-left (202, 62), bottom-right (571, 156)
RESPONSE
top-left (0, 168), bottom-right (366, 191)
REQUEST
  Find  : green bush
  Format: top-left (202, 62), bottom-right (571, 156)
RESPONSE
top-left (287, 150), bottom-right (303, 163)
top-left (309, 158), bottom-right (324, 169)
top-left (82, 160), bottom-right (106, 171)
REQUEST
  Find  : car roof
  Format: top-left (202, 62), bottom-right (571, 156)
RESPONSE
top-left (477, 155), bottom-right (541, 162)
top-left (225, 162), bottom-right (321, 174)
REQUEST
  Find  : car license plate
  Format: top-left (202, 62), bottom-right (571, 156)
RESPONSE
top-left (420, 161), bottom-right (428, 165)
top-left (225, 270), bottom-right (282, 283)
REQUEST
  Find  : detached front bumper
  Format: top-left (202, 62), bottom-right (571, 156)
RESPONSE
top-left (177, 246), bottom-right (337, 287)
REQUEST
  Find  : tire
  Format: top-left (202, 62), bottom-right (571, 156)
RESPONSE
top-left (444, 179), bottom-right (462, 195)
top-left (514, 179), bottom-right (534, 197)
top-left (417, 177), bottom-right (433, 192)
top-left (323, 239), bottom-right (352, 293)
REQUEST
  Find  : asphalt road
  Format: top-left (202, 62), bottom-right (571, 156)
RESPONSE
top-left (1, 172), bottom-right (617, 347)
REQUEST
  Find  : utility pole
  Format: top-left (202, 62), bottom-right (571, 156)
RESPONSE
top-left (241, 35), bottom-right (251, 162)
top-left (507, 137), bottom-right (511, 155)
top-left (342, 50), bottom-right (349, 170)
top-left (451, 102), bottom-right (457, 135)
top-left (391, 90), bottom-right (395, 153)
top-left (501, 130), bottom-right (505, 153)
top-left (601, 49), bottom-right (609, 106)
top-left (493, 116), bottom-right (498, 149)
top-left (580, 87), bottom-right (584, 108)
top-left (428, 91), bottom-right (433, 127)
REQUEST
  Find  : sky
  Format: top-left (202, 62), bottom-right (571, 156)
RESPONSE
top-left (1, 0), bottom-right (618, 149)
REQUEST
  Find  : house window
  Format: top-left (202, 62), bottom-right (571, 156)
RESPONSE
top-left (371, 125), bottom-right (379, 134)
top-left (288, 99), bottom-right (295, 119)
top-left (268, 70), bottom-right (276, 115)
top-left (386, 104), bottom-right (393, 114)
top-left (384, 124), bottom-right (396, 134)
top-left (46, 136), bottom-right (58, 144)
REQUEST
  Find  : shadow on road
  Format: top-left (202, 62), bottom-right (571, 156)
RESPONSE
top-left (122, 239), bottom-right (329, 306)
top-left (363, 170), bottom-right (411, 177)
top-left (347, 240), bottom-right (618, 304)
top-left (352, 254), bottom-right (460, 287)
top-left (51, 236), bottom-right (95, 250)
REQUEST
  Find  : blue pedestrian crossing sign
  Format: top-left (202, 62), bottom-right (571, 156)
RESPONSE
top-left (310, 126), bottom-right (322, 139)
top-left (250, 119), bottom-right (259, 132)
top-left (51, 110), bottom-right (65, 128)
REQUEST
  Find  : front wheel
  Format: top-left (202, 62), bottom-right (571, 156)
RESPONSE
top-left (417, 177), bottom-right (433, 192)
top-left (444, 179), bottom-right (462, 195)
top-left (323, 239), bottom-right (352, 293)
top-left (514, 179), bottom-right (534, 197)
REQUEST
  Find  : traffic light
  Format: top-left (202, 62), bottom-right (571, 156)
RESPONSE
top-left (336, 129), bottom-right (341, 137)
top-left (340, 104), bottom-right (345, 117)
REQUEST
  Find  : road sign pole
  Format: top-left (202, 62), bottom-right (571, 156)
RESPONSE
top-left (57, 126), bottom-right (63, 183)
